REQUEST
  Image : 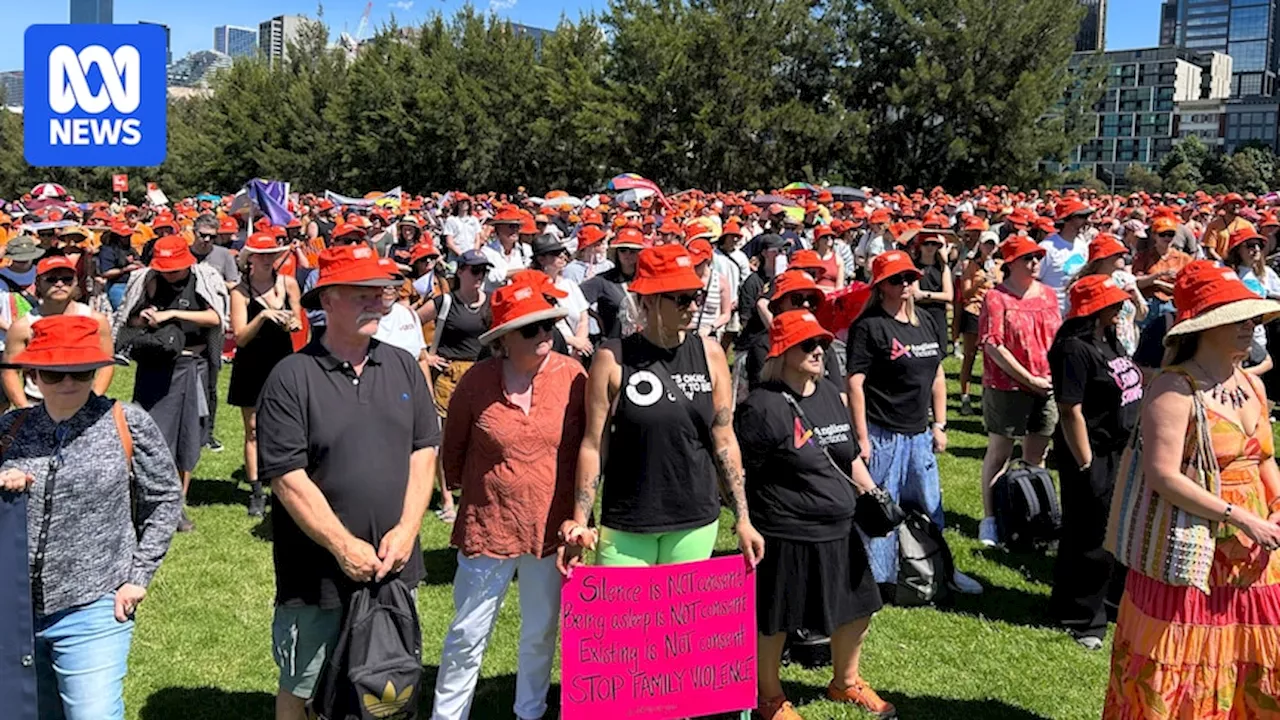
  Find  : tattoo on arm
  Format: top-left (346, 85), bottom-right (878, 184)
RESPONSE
top-left (714, 447), bottom-right (750, 522)
top-left (575, 474), bottom-right (602, 524)
top-left (712, 408), bottom-right (732, 428)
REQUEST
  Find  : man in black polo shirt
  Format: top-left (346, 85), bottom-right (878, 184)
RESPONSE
top-left (256, 244), bottom-right (440, 720)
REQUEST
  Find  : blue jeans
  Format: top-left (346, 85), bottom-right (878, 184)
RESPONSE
top-left (860, 423), bottom-right (945, 584)
top-left (35, 594), bottom-right (134, 720)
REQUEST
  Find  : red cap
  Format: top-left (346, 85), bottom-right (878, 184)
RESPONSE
top-left (1067, 275), bottom-right (1131, 320)
top-left (869, 250), bottom-right (920, 286)
top-left (1000, 236), bottom-right (1046, 263)
top-left (613, 227), bottom-right (647, 250)
top-left (489, 206), bottom-right (524, 225)
top-left (331, 222), bottom-right (365, 241)
top-left (1151, 217), bottom-right (1178, 235)
top-left (218, 217), bottom-right (238, 234)
top-left (1055, 198), bottom-right (1092, 222)
top-left (869, 209), bottom-right (892, 225)
top-left (963, 216), bottom-right (989, 232)
top-left (628, 244), bottom-right (704, 295)
top-left (721, 219), bottom-right (744, 238)
top-left (767, 310), bottom-right (833, 359)
top-left (150, 236), bottom-right (197, 272)
top-left (300, 244), bottom-right (397, 310)
top-left (1087, 234), bottom-right (1127, 263)
top-left (684, 222), bottom-right (715, 243)
top-left (408, 240), bottom-right (440, 265)
top-left (788, 250), bottom-right (824, 271)
top-left (10, 315), bottom-right (112, 371)
top-left (1220, 192), bottom-right (1245, 208)
top-left (813, 225), bottom-right (834, 241)
top-left (36, 255), bottom-right (78, 277)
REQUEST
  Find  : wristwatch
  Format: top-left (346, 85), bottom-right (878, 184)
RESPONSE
top-left (932, 421), bottom-right (946, 432)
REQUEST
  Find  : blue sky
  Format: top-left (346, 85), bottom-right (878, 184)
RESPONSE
top-left (0, 0), bottom-right (1164, 73)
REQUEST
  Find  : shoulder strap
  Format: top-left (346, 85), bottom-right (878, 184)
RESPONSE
top-left (112, 402), bottom-right (134, 470)
top-left (781, 391), bottom-right (855, 484)
top-left (429, 292), bottom-right (453, 354)
top-left (0, 409), bottom-right (32, 461)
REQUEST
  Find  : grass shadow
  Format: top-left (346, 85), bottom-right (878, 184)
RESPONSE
top-left (938, 570), bottom-right (1053, 629)
top-left (881, 694), bottom-right (1053, 720)
top-left (947, 445), bottom-right (988, 461)
top-left (250, 511), bottom-right (273, 542)
top-left (945, 416), bottom-right (986, 437)
top-left (186, 476), bottom-right (248, 507)
top-left (138, 686), bottom-right (274, 720)
top-left (976, 544), bottom-right (1058, 587)
top-left (421, 546), bottom-right (459, 586)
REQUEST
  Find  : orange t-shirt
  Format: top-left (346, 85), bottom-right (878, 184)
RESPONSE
top-left (1202, 216), bottom-right (1254, 261)
top-left (1134, 248), bottom-right (1193, 302)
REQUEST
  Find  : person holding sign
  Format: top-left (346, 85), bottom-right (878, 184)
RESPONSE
top-left (561, 243), bottom-right (764, 570)
top-left (431, 280), bottom-right (587, 720)
top-left (735, 310), bottom-right (893, 720)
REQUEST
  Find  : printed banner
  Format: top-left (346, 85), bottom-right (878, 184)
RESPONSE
top-left (560, 555), bottom-right (756, 720)
top-left (112, 174), bottom-right (128, 193)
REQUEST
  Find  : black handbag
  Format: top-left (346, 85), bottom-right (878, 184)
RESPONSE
top-left (780, 392), bottom-right (905, 537)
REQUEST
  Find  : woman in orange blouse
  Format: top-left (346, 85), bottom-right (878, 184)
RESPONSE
top-left (957, 231), bottom-right (1000, 416)
top-left (431, 279), bottom-right (587, 720)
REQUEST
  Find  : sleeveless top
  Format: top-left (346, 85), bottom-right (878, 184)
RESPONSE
top-left (314, 218), bottom-right (335, 243)
top-left (696, 270), bottom-right (721, 335)
top-left (24, 303), bottom-right (94, 401)
top-left (816, 250), bottom-right (840, 291)
top-left (236, 277), bottom-right (294, 364)
top-left (601, 333), bottom-right (721, 533)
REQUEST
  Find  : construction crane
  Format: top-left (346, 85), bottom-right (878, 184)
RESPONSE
top-left (355, 1), bottom-right (373, 42)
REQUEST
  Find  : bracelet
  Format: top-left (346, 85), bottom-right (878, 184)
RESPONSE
top-left (1223, 503), bottom-right (1234, 523)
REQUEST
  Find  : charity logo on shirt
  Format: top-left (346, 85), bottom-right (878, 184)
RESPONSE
top-left (793, 417), bottom-right (813, 448)
top-left (671, 372), bottom-right (712, 401)
top-left (889, 337), bottom-right (940, 361)
top-left (813, 421), bottom-right (852, 446)
top-left (626, 370), bottom-right (711, 407)
top-left (1108, 356), bottom-right (1143, 407)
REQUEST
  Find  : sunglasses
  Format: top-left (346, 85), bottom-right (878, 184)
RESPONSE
top-left (786, 293), bottom-right (822, 308)
top-left (36, 369), bottom-right (95, 384)
top-left (1021, 254), bottom-right (1043, 264)
top-left (1244, 242), bottom-right (1265, 252)
top-left (40, 273), bottom-right (76, 286)
top-left (1157, 231), bottom-right (1176, 239)
top-left (884, 273), bottom-right (916, 286)
top-left (518, 319), bottom-right (557, 339)
top-left (797, 337), bottom-right (830, 354)
top-left (462, 264), bottom-right (491, 275)
top-left (197, 232), bottom-right (218, 241)
top-left (616, 247), bottom-right (640, 255)
top-left (661, 291), bottom-right (706, 309)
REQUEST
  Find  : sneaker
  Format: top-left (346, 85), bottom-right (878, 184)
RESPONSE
top-left (1074, 634), bottom-right (1104, 651)
top-left (827, 679), bottom-right (897, 719)
top-left (247, 492), bottom-right (267, 518)
top-left (757, 695), bottom-right (803, 720)
top-left (960, 394), bottom-right (972, 416)
top-left (177, 509), bottom-right (195, 533)
top-left (205, 438), bottom-right (224, 453)
top-left (950, 570), bottom-right (983, 595)
top-left (979, 517), bottom-right (999, 547)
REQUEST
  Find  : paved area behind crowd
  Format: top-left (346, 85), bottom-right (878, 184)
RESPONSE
top-left (113, 358), bottom-right (1116, 720)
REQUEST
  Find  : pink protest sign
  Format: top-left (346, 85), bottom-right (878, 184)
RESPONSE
top-left (560, 555), bottom-right (757, 720)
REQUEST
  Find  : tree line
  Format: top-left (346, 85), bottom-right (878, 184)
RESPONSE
top-left (0, 0), bottom-right (1096, 201)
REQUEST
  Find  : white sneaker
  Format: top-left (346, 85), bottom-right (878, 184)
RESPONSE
top-left (979, 517), bottom-right (999, 547)
top-left (950, 570), bottom-right (983, 595)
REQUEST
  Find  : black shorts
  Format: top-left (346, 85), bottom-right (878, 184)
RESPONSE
top-left (755, 531), bottom-right (882, 636)
top-left (960, 310), bottom-right (980, 336)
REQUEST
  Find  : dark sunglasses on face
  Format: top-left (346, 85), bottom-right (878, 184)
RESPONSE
top-left (616, 247), bottom-right (639, 255)
top-left (41, 273), bottom-right (76, 287)
top-left (1245, 242), bottom-right (1264, 252)
top-left (662, 291), bottom-right (706, 309)
top-left (787, 293), bottom-right (821, 308)
top-left (197, 232), bottom-right (218, 241)
top-left (797, 337), bottom-right (830, 354)
top-left (36, 369), bottom-right (95, 384)
top-left (518, 319), bottom-right (557, 339)
top-left (463, 264), bottom-right (491, 275)
top-left (884, 273), bottom-right (915, 286)
top-left (1157, 231), bottom-right (1176, 239)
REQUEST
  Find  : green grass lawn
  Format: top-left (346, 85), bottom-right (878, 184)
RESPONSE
top-left (113, 356), bottom-right (1113, 720)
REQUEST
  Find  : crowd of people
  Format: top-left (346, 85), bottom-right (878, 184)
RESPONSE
top-left (0, 182), bottom-right (1279, 720)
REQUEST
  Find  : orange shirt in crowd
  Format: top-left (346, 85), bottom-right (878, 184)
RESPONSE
top-left (1133, 247), bottom-right (1193, 302)
top-left (1202, 215), bottom-right (1254, 260)
top-left (441, 353), bottom-right (586, 559)
top-left (961, 257), bottom-right (1002, 317)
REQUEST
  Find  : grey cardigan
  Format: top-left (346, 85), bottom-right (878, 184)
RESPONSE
top-left (0, 396), bottom-right (182, 616)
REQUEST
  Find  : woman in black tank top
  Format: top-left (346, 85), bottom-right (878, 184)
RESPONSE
top-left (558, 244), bottom-right (765, 572)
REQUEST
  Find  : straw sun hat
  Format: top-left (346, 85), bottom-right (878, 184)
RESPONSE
top-left (1163, 261), bottom-right (1280, 344)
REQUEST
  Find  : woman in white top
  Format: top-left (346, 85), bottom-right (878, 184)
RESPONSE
top-left (1069, 233), bottom-right (1147, 357)
top-left (442, 194), bottom-right (482, 261)
top-left (530, 236), bottom-right (593, 357)
top-left (689, 239), bottom-right (732, 338)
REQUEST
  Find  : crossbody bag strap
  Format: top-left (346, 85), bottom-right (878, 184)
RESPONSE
top-left (781, 390), bottom-right (857, 485)
top-left (429, 292), bottom-right (453, 355)
top-left (0, 409), bottom-right (32, 462)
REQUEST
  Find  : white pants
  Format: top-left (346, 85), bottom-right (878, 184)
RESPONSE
top-left (431, 552), bottom-right (561, 720)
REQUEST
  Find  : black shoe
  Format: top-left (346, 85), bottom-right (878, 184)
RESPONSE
top-left (248, 492), bottom-right (266, 518)
top-left (177, 509), bottom-right (195, 533)
top-left (205, 438), bottom-right (224, 453)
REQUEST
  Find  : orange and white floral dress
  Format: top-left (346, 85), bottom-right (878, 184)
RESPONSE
top-left (1104, 405), bottom-right (1280, 719)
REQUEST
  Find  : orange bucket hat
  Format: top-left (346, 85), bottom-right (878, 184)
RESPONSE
top-left (766, 310), bottom-right (833, 359)
top-left (628, 244), bottom-right (703, 295)
top-left (1067, 275), bottom-right (1131, 320)
top-left (1164, 261), bottom-right (1280, 342)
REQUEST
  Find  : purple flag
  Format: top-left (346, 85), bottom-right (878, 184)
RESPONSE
top-left (245, 179), bottom-right (294, 226)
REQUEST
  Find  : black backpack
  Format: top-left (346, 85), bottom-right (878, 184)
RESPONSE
top-left (310, 579), bottom-right (422, 720)
top-left (992, 460), bottom-right (1062, 550)
top-left (893, 507), bottom-right (955, 607)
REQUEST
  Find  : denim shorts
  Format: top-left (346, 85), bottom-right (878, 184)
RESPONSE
top-left (272, 604), bottom-right (343, 699)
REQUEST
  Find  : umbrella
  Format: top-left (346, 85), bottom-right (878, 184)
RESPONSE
top-left (30, 183), bottom-right (68, 200)
top-left (826, 186), bottom-right (868, 202)
top-left (779, 182), bottom-right (819, 197)
top-left (605, 173), bottom-right (660, 193)
top-left (195, 193), bottom-right (222, 203)
top-left (613, 188), bottom-right (657, 206)
top-left (542, 196), bottom-right (583, 210)
top-left (750, 194), bottom-right (798, 207)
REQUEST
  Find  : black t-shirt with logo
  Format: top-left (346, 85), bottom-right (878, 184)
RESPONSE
top-left (845, 306), bottom-right (942, 434)
top-left (1049, 336), bottom-right (1143, 454)
top-left (580, 267), bottom-right (631, 340)
top-left (735, 380), bottom-right (858, 542)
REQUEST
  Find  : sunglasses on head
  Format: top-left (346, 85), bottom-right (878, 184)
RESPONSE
top-left (36, 369), bottom-right (95, 384)
top-left (884, 273), bottom-right (916, 286)
top-left (797, 337), bottom-right (830, 354)
top-left (661, 290), bottom-right (706, 309)
top-left (518, 319), bottom-right (557, 339)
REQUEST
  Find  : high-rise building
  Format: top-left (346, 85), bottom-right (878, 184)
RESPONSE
top-left (1160, 0), bottom-right (1280, 97)
top-left (169, 51), bottom-right (233, 89)
top-left (69, 0), bottom-right (112, 24)
top-left (1075, 0), bottom-right (1106, 53)
top-left (214, 25), bottom-right (259, 58)
top-left (0, 71), bottom-right (23, 108)
top-left (139, 21), bottom-right (172, 66)
top-left (259, 15), bottom-right (310, 66)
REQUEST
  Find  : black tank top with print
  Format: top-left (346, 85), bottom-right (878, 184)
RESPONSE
top-left (601, 333), bottom-right (721, 533)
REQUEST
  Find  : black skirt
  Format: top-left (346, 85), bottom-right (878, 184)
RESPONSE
top-left (755, 531), bottom-right (882, 636)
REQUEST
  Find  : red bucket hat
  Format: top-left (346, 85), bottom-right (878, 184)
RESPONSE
top-left (36, 255), bottom-right (78, 277)
top-left (1165, 260), bottom-right (1280, 341)
top-left (300, 244), bottom-right (398, 310)
top-left (769, 270), bottom-right (824, 306)
top-left (767, 310), bottom-right (834, 359)
top-left (1055, 198), bottom-right (1093, 222)
top-left (488, 206), bottom-right (524, 226)
top-left (687, 239), bottom-right (714, 265)
top-left (1087, 234), bottom-right (1127, 264)
top-left (8, 315), bottom-right (112, 372)
top-left (408, 240), bottom-right (440, 265)
top-left (242, 232), bottom-right (288, 254)
top-left (1067, 275), bottom-right (1131, 320)
top-left (508, 269), bottom-right (569, 299)
top-left (478, 282), bottom-right (569, 345)
top-left (331, 222), bottom-right (365, 241)
top-left (612, 227), bottom-right (648, 251)
top-left (218, 216), bottom-right (238, 234)
top-left (1227, 226), bottom-right (1266, 254)
top-left (869, 249), bottom-right (920, 286)
top-left (576, 225), bottom-right (607, 250)
top-left (788, 250), bottom-right (825, 272)
top-left (150, 236), bottom-right (197, 272)
top-left (1000, 236), bottom-right (1046, 263)
top-left (628, 244), bottom-right (704, 295)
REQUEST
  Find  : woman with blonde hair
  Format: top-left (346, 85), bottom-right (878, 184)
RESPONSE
top-left (1071, 233), bottom-right (1147, 356)
top-left (1104, 261), bottom-right (1280, 718)
top-left (847, 250), bottom-right (982, 595)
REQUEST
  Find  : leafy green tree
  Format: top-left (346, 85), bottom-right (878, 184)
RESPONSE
top-left (1124, 164), bottom-right (1162, 192)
